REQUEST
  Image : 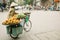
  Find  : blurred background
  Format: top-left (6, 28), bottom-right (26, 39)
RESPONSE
top-left (0, 0), bottom-right (60, 40)
top-left (0, 0), bottom-right (60, 11)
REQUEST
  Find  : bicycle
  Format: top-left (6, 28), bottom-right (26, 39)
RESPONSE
top-left (17, 12), bottom-right (32, 32)
top-left (23, 12), bottom-right (32, 32)
top-left (8, 12), bottom-right (32, 39)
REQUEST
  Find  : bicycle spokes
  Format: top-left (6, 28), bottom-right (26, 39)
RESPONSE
top-left (24, 20), bottom-right (32, 32)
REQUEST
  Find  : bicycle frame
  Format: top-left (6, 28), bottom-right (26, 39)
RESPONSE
top-left (24, 13), bottom-right (30, 23)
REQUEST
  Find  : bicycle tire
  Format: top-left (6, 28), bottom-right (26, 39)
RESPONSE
top-left (9, 27), bottom-right (19, 39)
top-left (24, 20), bottom-right (32, 32)
top-left (10, 34), bottom-right (18, 39)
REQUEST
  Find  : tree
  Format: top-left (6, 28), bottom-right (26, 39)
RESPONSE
top-left (24, 0), bottom-right (33, 5)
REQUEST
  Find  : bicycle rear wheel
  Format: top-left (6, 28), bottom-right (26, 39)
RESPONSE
top-left (10, 34), bottom-right (18, 39)
top-left (9, 26), bottom-right (19, 39)
top-left (24, 20), bottom-right (32, 32)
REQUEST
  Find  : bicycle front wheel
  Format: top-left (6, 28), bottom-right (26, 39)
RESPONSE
top-left (24, 20), bottom-right (32, 32)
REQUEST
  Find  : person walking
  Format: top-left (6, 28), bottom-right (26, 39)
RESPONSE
top-left (0, 3), bottom-right (3, 12)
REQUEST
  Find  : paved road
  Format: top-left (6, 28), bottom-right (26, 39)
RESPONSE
top-left (0, 10), bottom-right (60, 40)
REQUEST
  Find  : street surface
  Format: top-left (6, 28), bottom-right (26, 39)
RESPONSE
top-left (0, 10), bottom-right (60, 40)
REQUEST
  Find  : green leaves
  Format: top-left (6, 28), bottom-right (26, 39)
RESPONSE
top-left (17, 14), bottom-right (26, 19)
top-left (24, 0), bottom-right (33, 5)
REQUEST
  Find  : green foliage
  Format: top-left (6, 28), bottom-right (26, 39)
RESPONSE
top-left (24, 0), bottom-right (33, 5)
top-left (17, 14), bottom-right (26, 19)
